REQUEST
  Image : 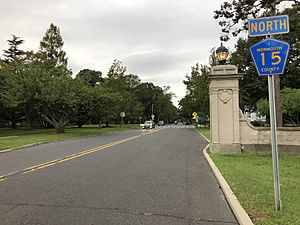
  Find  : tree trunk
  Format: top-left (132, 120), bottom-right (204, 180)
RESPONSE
top-left (105, 121), bottom-right (109, 127)
top-left (25, 110), bottom-right (31, 130)
top-left (11, 112), bottom-right (16, 129)
top-left (98, 119), bottom-right (102, 128)
top-left (77, 121), bottom-right (84, 128)
top-left (42, 114), bottom-right (68, 133)
top-left (55, 124), bottom-right (65, 133)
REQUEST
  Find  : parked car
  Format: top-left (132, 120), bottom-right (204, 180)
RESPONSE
top-left (158, 121), bottom-right (164, 126)
top-left (142, 120), bottom-right (155, 129)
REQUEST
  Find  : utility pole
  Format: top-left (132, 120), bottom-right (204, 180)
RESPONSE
top-left (270, 2), bottom-right (283, 127)
top-left (151, 103), bottom-right (154, 115)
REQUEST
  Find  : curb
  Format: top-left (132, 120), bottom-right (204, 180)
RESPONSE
top-left (202, 144), bottom-right (254, 225)
top-left (194, 128), bottom-right (210, 143)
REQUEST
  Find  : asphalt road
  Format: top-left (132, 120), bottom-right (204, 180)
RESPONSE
top-left (0, 126), bottom-right (238, 225)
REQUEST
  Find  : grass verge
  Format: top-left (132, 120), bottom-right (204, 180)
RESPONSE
top-left (0, 124), bottom-right (139, 152)
top-left (210, 153), bottom-right (300, 225)
top-left (195, 127), bottom-right (210, 140)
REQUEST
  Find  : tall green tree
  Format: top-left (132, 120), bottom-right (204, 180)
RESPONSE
top-left (1, 63), bottom-right (43, 129)
top-left (0, 35), bottom-right (26, 128)
top-left (134, 82), bottom-right (177, 123)
top-left (179, 63), bottom-right (209, 123)
top-left (38, 23), bottom-right (69, 76)
top-left (2, 35), bottom-right (24, 62)
top-left (36, 24), bottom-right (74, 132)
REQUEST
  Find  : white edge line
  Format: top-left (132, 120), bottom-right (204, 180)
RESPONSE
top-left (202, 144), bottom-right (254, 225)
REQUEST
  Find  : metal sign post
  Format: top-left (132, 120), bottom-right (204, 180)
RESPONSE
top-left (268, 75), bottom-right (282, 211)
top-left (120, 112), bottom-right (125, 128)
top-left (249, 15), bottom-right (290, 211)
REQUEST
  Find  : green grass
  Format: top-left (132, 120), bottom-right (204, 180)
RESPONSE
top-left (195, 127), bottom-right (210, 140)
top-left (0, 124), bottom-right (139, 151)
top-left (210, 153), bottom-right (300, 225)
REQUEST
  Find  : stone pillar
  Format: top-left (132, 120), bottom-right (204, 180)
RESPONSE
top-left (208, 65), bottom-right (242, 154)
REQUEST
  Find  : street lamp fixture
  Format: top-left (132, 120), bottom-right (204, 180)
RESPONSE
top-left (216, 43), bottom-right (229, 65)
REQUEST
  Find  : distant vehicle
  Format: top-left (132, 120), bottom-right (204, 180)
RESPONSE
top-left (158, 121), bottom-right (164, 126)
top-left (142, 120), bottom-right (155, 129)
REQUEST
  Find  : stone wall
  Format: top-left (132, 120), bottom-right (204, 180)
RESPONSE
top-left (240, 111), bottom-right (300, 153)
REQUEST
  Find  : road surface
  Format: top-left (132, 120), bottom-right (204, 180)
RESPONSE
top-left (0, 126), bottom-right (237, 225)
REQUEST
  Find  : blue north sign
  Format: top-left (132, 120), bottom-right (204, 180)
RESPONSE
top-left (250, 38), bottom-right (290, 76)
top-left (248, 15), bottom-right (289, 37)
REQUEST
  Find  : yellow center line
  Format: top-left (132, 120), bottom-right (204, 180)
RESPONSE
top-left (0, 128), bottom-right (163, 181)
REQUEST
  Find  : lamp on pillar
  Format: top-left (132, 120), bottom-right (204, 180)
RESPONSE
top-left (216, 43), bottom-right (229, 65)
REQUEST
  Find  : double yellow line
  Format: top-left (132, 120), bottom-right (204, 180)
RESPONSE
top-left (0, 129), bottom-right (162, 182)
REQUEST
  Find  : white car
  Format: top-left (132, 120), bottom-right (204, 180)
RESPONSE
top-left (142, 121), bottom-right (155, 129)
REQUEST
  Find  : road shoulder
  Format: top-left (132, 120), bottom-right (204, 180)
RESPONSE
top-left (202, 145), bottom-right (254, 225)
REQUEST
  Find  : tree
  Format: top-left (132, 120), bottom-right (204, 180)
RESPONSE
top-left (229, 38), bottom-right (268, 109)
top-left (0, 35), bottom-right (25, 128)
top-left (75, 69), bottom-right (103, 87)
top-left (280, 4), bottom-right (300, 89)
top-left (2, 34), bottom-right (24, 62)
top-left (214, 0), bottom-right (299, 127)
top-left (214, 0), bottom-right (299, 41)
top-left (134, 82), bottom-right (177, 123)
top-left (38, 23), bottom-right (68, 75)
top-left (229, 4), bottom-right (300, 111)
top-left (72, 78), bottom-right (94, 128)
top-left (34, 24), bottom-right (77, 132)
top-left (214, 0), bottom-right (300, 127)
top-left (1, 63), bottom-right (43, 129)
top-left (104, 59), bottom-right (128, 91)
top-left (92, 87), bottom-right (121, 127)
top-left (119, 91), bottom-right (144, 124)
top-left (281, 88), bottom-right (300, 125)
top-left (39, 73), bottom-right (77, 133)
top-left (179, 63), bottom-right (209, 123)
top-left (257, 88), bottom-right (300, 126)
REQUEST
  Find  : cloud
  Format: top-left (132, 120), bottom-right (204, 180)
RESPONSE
top-left (0, 0), bottom-right (227, 106)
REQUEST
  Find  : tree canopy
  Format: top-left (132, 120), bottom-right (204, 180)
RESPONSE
top-left (0, 25), bottom-right (178, 131)
top-left (214, 0), bottom-right (300, 41)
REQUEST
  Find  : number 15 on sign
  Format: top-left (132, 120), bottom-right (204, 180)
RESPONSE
top-left (250, 38), bottom-right (289, 76)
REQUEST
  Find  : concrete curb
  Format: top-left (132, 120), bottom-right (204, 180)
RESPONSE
top-left (194, 127), bottom-right (210, 143)
top-left (203, 144), bottom-right (254, 225)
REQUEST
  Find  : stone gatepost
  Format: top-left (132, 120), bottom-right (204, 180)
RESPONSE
top-left (208, 65), bottom-right (242, 154)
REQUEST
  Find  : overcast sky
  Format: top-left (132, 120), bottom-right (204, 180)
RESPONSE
top-left (0, 0), bottom-right (236, 106)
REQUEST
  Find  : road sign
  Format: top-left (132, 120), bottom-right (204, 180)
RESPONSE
top-left (192, 112), bottom-right (197, 120)
top-left (250, 38), bottom-right (289, 76)
top-left (120, 112), bottom-right (125, 118)
top-left (248, 15), bottom-right (289, 37)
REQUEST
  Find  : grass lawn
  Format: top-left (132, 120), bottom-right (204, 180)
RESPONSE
top-left (210, 153), bottom-right (300, 225)
top-left (195, 127), bottom-right (210, 140)
top-left (0, 124), bottom-right (139, 151)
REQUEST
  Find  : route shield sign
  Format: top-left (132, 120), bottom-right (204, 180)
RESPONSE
top-left (250, 38), bottom-right (290, 76)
